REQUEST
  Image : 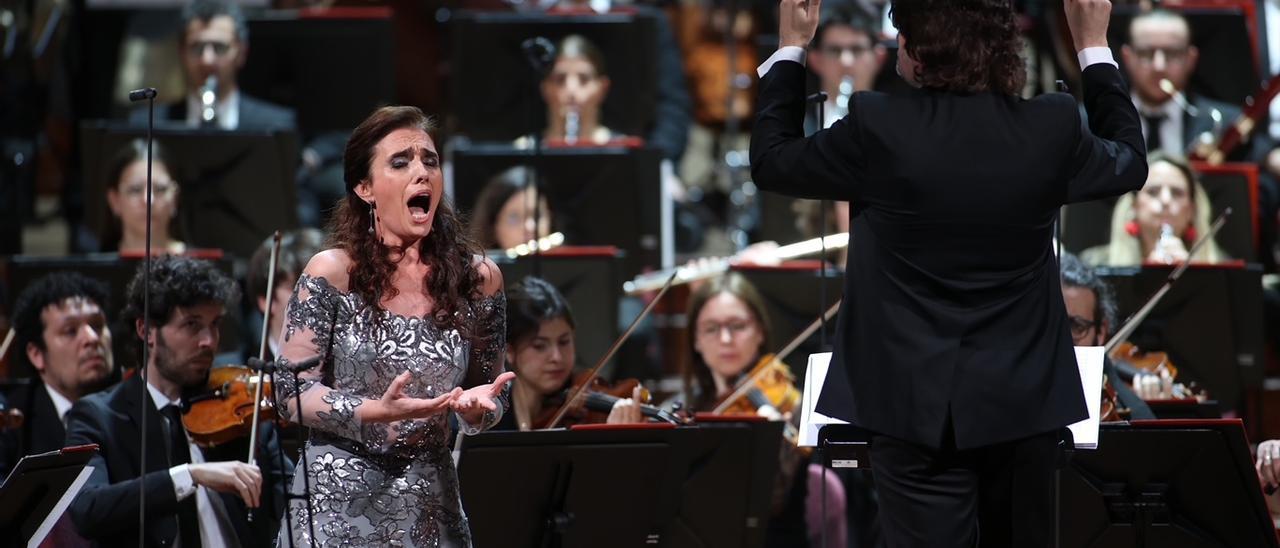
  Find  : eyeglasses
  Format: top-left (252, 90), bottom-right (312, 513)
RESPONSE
top-left (1131, 46), bottom-right (1190, 65)
top-left (818, 44), bottom-right (873, 58)
top-left (696, 321), bottom-right (756, 339)
top-left (119, 180), bottom-right (177, 201)
top-left (1067, 315), bottom-right (1100, 338)
top-left (186, 40), bottom-right (233, 59)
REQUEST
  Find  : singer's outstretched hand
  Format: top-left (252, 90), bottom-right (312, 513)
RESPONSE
top-left (452, 371), bottom-right (516, 425)
top-left (363, 371), bottom-right (462, 423)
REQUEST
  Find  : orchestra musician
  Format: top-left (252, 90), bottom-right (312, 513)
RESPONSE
top-left (491, 276), bottom-right (642, 431)
top-left (682, 272), bottom-right (849, 548)
top-left (1, 272), bottom-right (115, 478)
top-left (244, 228), bottom-right (325, 364)
top-left (272, 105), bottom-right (513, 547)
top-left (104, 139), bottom-right (186, 255)
top-left (467, 166), bottom-right (553, 251)
top-left (65, 255), bottom-right (290, 547)
top-left (750, 0), bottom-right (1145, 543)
top-left (1081, 152), bottom-right (1229, 266)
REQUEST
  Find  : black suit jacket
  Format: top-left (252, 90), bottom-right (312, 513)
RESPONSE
top-left (127, 93), bottom-right (297, 132)
top-left (64, 375), bottom-right (290, 547)
top-left (0, 379), bottom-right (67, 477)
top-left (751, 60), bottom-right (1147, 449)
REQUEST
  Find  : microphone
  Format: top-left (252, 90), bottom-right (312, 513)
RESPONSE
top-left (521, 36), bottom-right (556, 75)
top-left (128, 88), bottom-right (157, 102)
top-left (247, 354), bottom-right (323, 374)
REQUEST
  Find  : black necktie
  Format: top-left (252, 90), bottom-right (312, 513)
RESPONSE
top-left (1143, 113), bottom-right (1165, 153)
top-left (161, 405), bottom-right (202, 547)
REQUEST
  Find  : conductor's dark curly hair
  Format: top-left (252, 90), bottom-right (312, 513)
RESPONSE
top-left (328, 106), bottom-right (484, 334)
top-left (890, 0), bottom-right (1026, 95)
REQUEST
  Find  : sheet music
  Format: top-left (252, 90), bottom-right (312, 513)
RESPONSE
top-left (1069, 346), bottom-right (1105, 450)
top-left (799, 352), bottom-right (848, 447)
top-left (29, 465), bottom-right (93, 548)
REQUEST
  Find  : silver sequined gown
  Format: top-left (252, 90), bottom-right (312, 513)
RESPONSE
top-left (275, 274), bottom-right (507, 547)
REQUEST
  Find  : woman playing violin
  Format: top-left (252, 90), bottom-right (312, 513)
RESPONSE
top-left (493, 276), bottom-right (643, 431)
top-left (683, 272), bottom-right (849, 548)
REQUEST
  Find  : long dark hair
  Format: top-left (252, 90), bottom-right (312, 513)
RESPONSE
top-left (104, 138), bottom-right (177, 252)
top-left (890, 0), bottom-right (1026, 95)
top-left (505, 276), bottom-right (575, 348)
top-left (683, 272), bottom-right (772, 411)
top-left (469, 166), bottom-right (531, 249)
top-left (327, 105), bottom-right (484, 332)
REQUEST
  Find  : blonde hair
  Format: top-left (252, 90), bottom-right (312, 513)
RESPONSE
top-left (1093, 154), bottom-right (1227, 266)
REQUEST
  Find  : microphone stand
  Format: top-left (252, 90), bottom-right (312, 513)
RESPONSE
top-left (806, 88), bottom-right (831, 548)
top-left (127, 86), bottom-right (156, 548)
top-left (522, 37), bottom-right (555, 278)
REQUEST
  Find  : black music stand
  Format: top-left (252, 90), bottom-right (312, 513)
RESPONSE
top-left (1099, 264), bottom-right (1265, 412)
top-left (1062, 162), bottom-right (1260, 262)
top-left (491, 247), bottom-right (623, 376)
top-left (448, 11), bottom-right (657, 141)
top-left (1058, 419), bottom-right (1279, 547)
top-left (452, 143), bottom-right (665, 278)
top-left (0, 445), bottom-right (98, 548)
top-left (458, 422), bottom-right (782, 548)
top-left (79, 121), bottom-right (299, 258)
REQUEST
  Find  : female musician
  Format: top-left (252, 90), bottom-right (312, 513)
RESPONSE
top-left (1081, 152), bottom-right (1228, 266)
top-left (539, 34), bottom-right (618, 145)
top-left (105, 138), bottom-right (186, 254)
top-left (467, 166), bottom-right (553, 250)
top-left (683, 272), bottom-right (847, 547)
top-left (274, 106), bottom-right (514, 547)
top-left (492, 276), bottom-right (641, 431)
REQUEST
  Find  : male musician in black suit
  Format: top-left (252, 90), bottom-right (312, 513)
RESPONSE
top-left (127, 0), bottom-right (295, 132)
top-left (0, 272), bottom-right (114, 478)
top-left (751, 0), bottom-right (1146, 545)
top-left (66, 256), bottom-right (289, 547)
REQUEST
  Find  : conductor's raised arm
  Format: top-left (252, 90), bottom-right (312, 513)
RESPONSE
top-left (750, 0), bottom-right (863, 202)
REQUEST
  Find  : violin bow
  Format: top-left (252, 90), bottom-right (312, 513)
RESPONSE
top-left (247, 231), bottom-right (282, 467)
top-left (1103, 208), bottom-right (1232, 354)
top-left (711, 299), bottom-right (842, 415)
top-left (0, 328), bottom-right (13, 363)
top-left (543, 271), bottom-right (678, 429)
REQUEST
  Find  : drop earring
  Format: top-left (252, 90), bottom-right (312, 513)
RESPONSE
top-left (369, 202), bottom-right (377, 235)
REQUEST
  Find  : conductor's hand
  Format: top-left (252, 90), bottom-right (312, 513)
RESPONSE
top-left (779, 0), bottom-right (821, 49)
top-left (190, 461), bottom-right (262, 508)
top-left (1064, 0), bottom-right (1112, 51)
top-left (451, 371), bottom-right (517, 426)
top-left (367, 371), bottom-right (461, 423)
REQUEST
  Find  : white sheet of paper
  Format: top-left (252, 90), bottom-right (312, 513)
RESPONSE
top-left (1069, 346), bottom-right (1105, 450)
top-left (29, 464), bottom-right (94, 548)
top-left (799, 352), bottom-right (848, 447)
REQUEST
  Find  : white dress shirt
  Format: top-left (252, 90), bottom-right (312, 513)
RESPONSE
top-left (1266, 0), bottom-right (1280, 141)
top-left (185, 89), bottom-right (241, 130)
top-left (44, 383), bottom-right (74, 426)
top-left (145, 382), bottom-right (235, 548)
top-left (1133, 92), bottom-right (1186, 158)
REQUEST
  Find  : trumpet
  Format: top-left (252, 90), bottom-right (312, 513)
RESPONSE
top-left (623, 232), bottom-right (849, 294)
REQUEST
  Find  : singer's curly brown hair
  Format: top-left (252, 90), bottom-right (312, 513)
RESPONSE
top-left (890, 0), bottom-right (1026, 95)
top-left (327, 106), bottom-right (485, 335)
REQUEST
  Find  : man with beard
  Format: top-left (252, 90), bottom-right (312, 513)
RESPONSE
top-left (1, 272), bottom-right (115, 478)
top-left (65, 256), bottom-right (289, 547)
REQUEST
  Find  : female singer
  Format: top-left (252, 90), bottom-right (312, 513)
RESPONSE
top-left (683, 272), bottom-right (847, 547)
top-left (468, 166), bottom-right (553, 250)
top-left (492, 276), bottom-right (641, 431)
top-left (274, 106), bottom-right (514, 547)
top-left (1082, 152), bottom-right (1228, 265)
top-left (105, 138), bottom-right (186, 254)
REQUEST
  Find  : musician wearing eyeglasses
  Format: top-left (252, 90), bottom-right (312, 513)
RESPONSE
top-left (804, 4), bottom-right (886, 134)
top-left (103, 139), bottom-right (186, 255)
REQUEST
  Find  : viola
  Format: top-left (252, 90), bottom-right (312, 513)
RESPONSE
top-left (181, 365), bottom-right (276, 448)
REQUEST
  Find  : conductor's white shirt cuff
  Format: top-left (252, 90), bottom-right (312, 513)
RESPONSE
top-left (1077, 47), bottom-right (1118, 69)
top-left (170, 464), bottom-right (196, 500)
top-left (757, 46), bottom-right (807, 78)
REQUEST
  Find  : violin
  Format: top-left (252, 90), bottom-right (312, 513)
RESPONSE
top-left (182, 365), bottom-right (276, 448)
top-left (716, 354), bottom-right (802, 421)
top-left (532, 371), bottom-right (681, 430)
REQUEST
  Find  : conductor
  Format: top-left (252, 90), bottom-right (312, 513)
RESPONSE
top-left (750, 0), bottom-right (1146, 545)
